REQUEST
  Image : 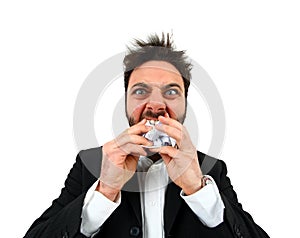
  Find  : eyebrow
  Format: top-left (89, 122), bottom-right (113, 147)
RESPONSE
top-left (130, 82), bottom-right (183, 92)
top-left (161, 83), bottom-right (183, 92)
top-left (131, 83), bottom-right (151, 90)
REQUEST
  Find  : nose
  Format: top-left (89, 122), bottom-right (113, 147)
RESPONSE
top-left (145, 101), bottom-right (166, 113)
top-left (145, 90), bottom-right (166, 113)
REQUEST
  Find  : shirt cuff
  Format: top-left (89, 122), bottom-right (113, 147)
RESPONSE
top-left (180, 175), bottom-right (225, 227)
top-left (80, 179), bottom-right (121, 237)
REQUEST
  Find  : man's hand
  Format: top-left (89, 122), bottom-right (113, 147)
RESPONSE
top-left (97, 119), bottom-right (152, 201)
top-left (151, 115), bottom-right (204, 195)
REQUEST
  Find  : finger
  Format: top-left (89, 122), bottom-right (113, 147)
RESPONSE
top-left (155, 123), bottom-right (182, 142)
top-left (116, 134), bottom-right (153, 147)
top-left (127, 123), bottom-right (152, 135)
top-left (158, 116), bottom-right (182, 130)
top-left (137, 118), bottom-right (147, 125)
top-left (160, 153), bottom-right (172, 165)
top-left (120, 143), bottom-right (148, 157)
top-left (150, 146), bottom-right (180, 159)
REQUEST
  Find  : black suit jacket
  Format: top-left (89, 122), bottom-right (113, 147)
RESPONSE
top-left (24, 147), bottom-right (270, 238)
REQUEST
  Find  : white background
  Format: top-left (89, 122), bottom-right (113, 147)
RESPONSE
top-left (1, 1), bottom-right (299, 237)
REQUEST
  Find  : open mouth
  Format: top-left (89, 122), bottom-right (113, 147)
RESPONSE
top-left (141, 110), bottom-right (166, 124)
top-left (147, 119), bottom-right (159, 126)
top-left (143, 117), bottom-right (159, 123)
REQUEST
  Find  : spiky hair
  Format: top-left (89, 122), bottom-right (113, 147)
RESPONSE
top-left (123, 33), bottom-right (192, 97)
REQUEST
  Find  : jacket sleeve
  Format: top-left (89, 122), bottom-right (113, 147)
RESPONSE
top-left (24, 153), bottom-right (89, 238)
top-left (217, 160), bottom-right (270, 238)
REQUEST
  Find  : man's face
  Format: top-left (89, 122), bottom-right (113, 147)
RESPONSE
top-left (126, 60), bottom-right (186, 126)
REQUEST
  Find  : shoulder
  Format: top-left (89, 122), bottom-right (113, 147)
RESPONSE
top-left (77, 146), bottom-right (103, 178)
top-left (78, 146), bottom-right (102, 159)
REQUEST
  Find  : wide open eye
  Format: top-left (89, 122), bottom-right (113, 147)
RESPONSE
top-left (164, 88), bottom-right (179, 96)
top-left (133, 88), bottom-right (148, 95)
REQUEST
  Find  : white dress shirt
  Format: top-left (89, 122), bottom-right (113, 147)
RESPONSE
top-left (81, 156), bottom-right (225, 237)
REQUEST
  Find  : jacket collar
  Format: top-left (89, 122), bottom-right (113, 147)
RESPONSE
top-left (164, 182), bottom-right (183, 234)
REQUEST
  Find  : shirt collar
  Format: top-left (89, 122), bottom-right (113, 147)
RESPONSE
top-left (137, 156), bottom-right (164, 172)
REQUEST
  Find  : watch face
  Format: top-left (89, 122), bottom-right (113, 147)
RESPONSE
top-left (142, 120), bottom-right (176, 148)
top-left (203, 176), bottom-right (213, 185)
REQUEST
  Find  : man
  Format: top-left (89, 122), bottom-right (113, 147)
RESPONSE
top-left (24, 33), bottom-right (270, 238)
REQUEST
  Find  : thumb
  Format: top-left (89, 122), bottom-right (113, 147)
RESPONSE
top-left (160, 153), bottom-right (172, 165)
top-left (137, 118), bottom-right (146, 125)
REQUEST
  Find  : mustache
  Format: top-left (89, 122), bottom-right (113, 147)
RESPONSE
top-left (140, 110), bottom-right (166, 120)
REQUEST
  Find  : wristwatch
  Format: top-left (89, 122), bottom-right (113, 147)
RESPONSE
top-left (201, 175), bottom-right (213, 188)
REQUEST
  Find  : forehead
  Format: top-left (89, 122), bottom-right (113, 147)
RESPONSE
top-left (128, 61), bottom-right (184, 89)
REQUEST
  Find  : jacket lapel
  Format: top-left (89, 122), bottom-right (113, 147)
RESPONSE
top-left (123, 173), bottom-right (143, 226)
top-left (164, 182), bottom-right (183, 234)
top-left (124, 190), bottom-right (142, 226)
